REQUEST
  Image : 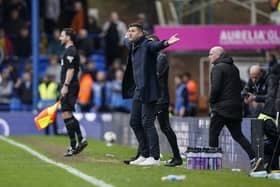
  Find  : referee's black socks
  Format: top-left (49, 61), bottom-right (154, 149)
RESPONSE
top-left (73, 117), bottom-right (83, 142)
top-left (64, 117), bottom-right (76, 148)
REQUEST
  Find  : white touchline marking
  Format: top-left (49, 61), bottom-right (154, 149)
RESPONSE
top-left (0, 136), bottom-right (113, 187)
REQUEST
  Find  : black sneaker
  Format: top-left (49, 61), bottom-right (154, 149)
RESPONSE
top-left (75, 139), bottom-right (88, 154)
top-left (64, 146), bottom-right (76, 157)
top-left (164, 157), bottom-right (183, 167)
top-left (250, 157), bottom-right (263, 172)
top-left (123, 156), bottom-right (139, 165)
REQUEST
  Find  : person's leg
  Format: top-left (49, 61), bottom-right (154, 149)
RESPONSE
top-left (141, 102), bottom-right (159, 160)
top-left (70, 85), bottom-right (84, 143)
top-left (226, 119), bottom-right (256, 159)
top-left (129, 99), bottom-right (149, 158)
top-left (53, 119), bottom-right (58, 135)
top-left (72, 117), bottom-right (83, 142)
top-left (275, 143), bottom-right (280, 170)
top-left (45, 126), bottom-right (50, 135)
top-left (209, 114), bottom-right (225, 147)
top-left (264, 142), bottom-right (279, 170)
top-left (62, 111), bottom-right (77, 151)
top-left (62, 84), bottom-right (87, 156)
top-left (226, 118), bottom-right (262, 172)
top-left (157, 104), bottom-right (182, 166)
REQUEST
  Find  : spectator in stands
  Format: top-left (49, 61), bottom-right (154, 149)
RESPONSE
top-left (44, 0), bottom-right (60, 35)
top-left (77, 65), bottom-right (94, 112)
top-left (5, 0), bottom-right (29, 22)
top-left (23, 61), bottom-right (33, 74)
top-left (5, 63), bottom-right (18, 83)
top-left (102, 11), bottom-right (127, 68)
top-left (208, 46), bottom-right (262, 173)
top-left (76, 60), bottom-right (97, 112)
top-left (87, 15), bottom-right (101, 50)
top-left (45, 55), bottom-right (61, 83)
top-left (111, 68), bottom-right (131, 112)
top-left (174, 74), bottom-right (189, 117)
top-left (78, 51), bottom-right (88, 72)
top-left (47, 28), bottom-right (64, 56)
top-left (266, 52), bottom-right (278, 72)
top-left (0, 28), bottom-right (13, 60)
top-left (183, 72), bottom-right (198, 116)
top-left (137, 13), bottom-right (153, 34)
top-left (92, 71), bottom-right (111, 112)
top-left (107, 59), bottom-right (123, 81)
top-left (82, 59), bottom-right (97, 80)
top-left (13, 26), bottom-right (31, 59)
top-left (0, 68), bottom-right (13, 110)
top-left (76, 29), bottom-right (93, 57)
top-left (87, 15), bottom-right (101, 34)
top-left (60, 0), bottom-right (75, 27)
top-left (14, 71), bottom-right (32, 111)
top-left (38, 74), bottom-right (59, 135)
top-left (242, 65), bottom-right (269, 117)
top-left (270, 0), bottom-right (280, 11)
top-left (71, 1), bottom-right (85, 33)
top-left (4, 8), bottom-right (25, 36)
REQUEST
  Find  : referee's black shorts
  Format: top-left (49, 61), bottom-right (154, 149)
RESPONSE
top-left (61, 82), bottom-right (80, 112)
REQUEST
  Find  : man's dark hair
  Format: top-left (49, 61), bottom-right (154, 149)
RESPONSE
top-left (62, 28), bottom-right (76, 42)
top-left (128, 23), bottom-right (143, 31)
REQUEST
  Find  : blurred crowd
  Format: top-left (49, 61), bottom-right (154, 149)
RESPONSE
top-left (0, 0), bottom-right (280, 119)
top-left (0, 0), bottom-right (199, 117)
top-left (0, 0), bottom-right (152, 113)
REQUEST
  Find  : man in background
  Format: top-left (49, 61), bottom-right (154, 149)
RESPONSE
top-left (208, 46), bottom-right (262, 172)
top-left (242, 65), bottom-right (269, 117)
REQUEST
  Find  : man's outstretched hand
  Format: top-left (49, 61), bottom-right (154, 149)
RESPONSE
top-left (167, 33), bottom-right (180, 45)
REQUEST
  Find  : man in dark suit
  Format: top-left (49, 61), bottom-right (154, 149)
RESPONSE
top-left (122, 23), bottom-right (179, 166)
top-left (208, 46), bottom-right (262, 172)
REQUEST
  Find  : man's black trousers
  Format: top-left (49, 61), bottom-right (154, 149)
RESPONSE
top-left (156, 103), bottom-right (181, 159)
top-left (209, 113), bottom-right (256, 160)
top-left (130, 99), bottom-right (160, 159)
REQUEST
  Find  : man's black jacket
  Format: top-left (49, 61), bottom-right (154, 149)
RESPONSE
top-left (156, 52), bottom-right (169, 104)
top-left (242, 69), bottom-right (269, 103)
top-left (122, 36), bottom-right (168, 103)
top-left (209, 53), bottom-right (243, 119)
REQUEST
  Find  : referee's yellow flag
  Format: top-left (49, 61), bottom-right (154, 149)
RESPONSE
top-left (34, 101), bottom-right (60, 130)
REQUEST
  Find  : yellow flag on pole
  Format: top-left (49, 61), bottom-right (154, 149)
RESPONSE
top-left (34, 101), bottom-right (60, 130)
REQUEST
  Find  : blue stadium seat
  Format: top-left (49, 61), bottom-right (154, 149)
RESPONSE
top-left (89, 54), bottom-right (106, 71)
top-left (39, 55), bottom-right (50, 78)
top-left (9, 97), bottom-right (22, 111)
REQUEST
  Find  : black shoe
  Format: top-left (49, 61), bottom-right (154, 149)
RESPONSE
top-left (123, 156), bottom-right (139, 165)
top-left (250, 157), bottom-right (263, 172)
top-left (64, 146), bottom-right (76, 157)
top-left (164, 157), bottom-right (183, 167)
top-left (75, 139), bottom-right (88, 154)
